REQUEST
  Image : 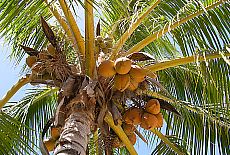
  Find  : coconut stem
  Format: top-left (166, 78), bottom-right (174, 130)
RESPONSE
top-left (104, 113), bottom-right (138, 155)
top-left (0, 76), bottom-right (31, 109)
top-left (85, 0), bottom-right (96, 78)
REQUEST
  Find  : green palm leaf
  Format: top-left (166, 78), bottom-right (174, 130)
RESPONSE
top-left (0, 0), bottom-right (53, 65)
top-left (0, 112), bottom-right (38, 154)
top-left (6, 87), bottom-right (58, 150)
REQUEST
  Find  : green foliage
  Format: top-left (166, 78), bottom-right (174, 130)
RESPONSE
top-left (100, 0), bottom-right (230, 154)
top-left (0, 112), bottom-right (38, 155)
top-left (0, 0), bottom-right (229, 154)
top-left (151, 136), bottom-right (189, 155)
top-left (5, 87), bottom-right (58, 153)
top-left (0, 0), bottom-right (52, 65)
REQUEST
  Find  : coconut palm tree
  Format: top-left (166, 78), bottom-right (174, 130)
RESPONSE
top-left (0, 0), bottom-right (229, 154)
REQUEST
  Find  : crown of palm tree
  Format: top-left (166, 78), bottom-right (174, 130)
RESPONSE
top-left (0, 0), bottom-right (229, 155)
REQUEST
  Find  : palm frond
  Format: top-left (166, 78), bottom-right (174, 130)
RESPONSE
top-left (126, 0), bottom-right (229, 55)
top-left (154, 60), bottom-right (230, 154)
top-left (5, 87), bottom-right (58, 149)
top-left (100, 0), bottom-right (229, 59)
top-left (0, 76), bottom-right (31, 109)
top-left (151, 135), bottom-right (189, 155)
top-left (0, 112), bottom-right (38, 154)
top-left (0, 0), bottom-right (52, 65)
top-left (100, 1), bottom-right (230, 153)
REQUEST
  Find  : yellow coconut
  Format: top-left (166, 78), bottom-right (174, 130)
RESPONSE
top-left (140, 112), bottom-right (158, 130)
top-left (122, 123), bottom-right (135, 135)
top-left (98, 60), bottom-right (116, 78)
top-left (129, 65), bottom-right (146, 82)
top-left (114, 74), bottom-right (130, 92)
top-left (44, 138), bottom-right (55, 152)
top-left (128, 133), bottom-right (137, 145)
top-left (51, 126), bottom-right (60, 140)
top-left (123, 107), bottom-right (142, 125)
top-left (127, 78), bottom-right (139, 91)
top-left (145, 99), bottom-right (161, 115)
top-left (114, 57), bottom-right (132, 74)
top-left (26, 56), bottom-right (37, 68)
top-left (155, 113), bottom-right (163, 128)
top-left (47, 43), bottom-right (56, 56)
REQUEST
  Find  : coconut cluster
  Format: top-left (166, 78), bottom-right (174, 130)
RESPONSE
top-left (98, 57), bottom-right (147, 92)
top-left (26, 44), bottom-right (56, 72)
top-left (111, 123), bottom-right (137, 148)
top-left (95, 36), bottom-right (113, 54)
top-left (25, 43), bottom-right (71, 82)
top-left (123, 99), bottom-right (163, 130)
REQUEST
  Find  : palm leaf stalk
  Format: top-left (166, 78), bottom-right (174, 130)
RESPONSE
top-left (44, 0), bottom-right (77, 51)
top-left (125, 0), bottom-right (228, 56)
top-left (151, 128), bottom-right (185, 155)
top-left (146, 52), bottom-right (230, 72)
top-left (85, 0), bottom-right (96, 77)
top-left (58, 0), bottom-right (85, 57)
top-left (0, 76), bottom-right (31, 109)
top-left (110, 0), bottom-right (161, 60)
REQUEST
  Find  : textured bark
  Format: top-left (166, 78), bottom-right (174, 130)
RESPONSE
top-left (53, 111), bottom-right (93, 155)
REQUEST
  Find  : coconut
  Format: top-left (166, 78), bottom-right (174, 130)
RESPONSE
top-left (145, 99), bottom-right (160, 115)
top-left (129, 65), bottom-right (146, 82)
top-left (26, 56), bottom-right (37, 68)
top-left (122, 123), bottom-right (135, 135)
top-left (155, 113), bottom-right (163, 128)
top-left (44, 138), bottom-right (55, 151)
top-left (128, 133), bottom-right (137, 145)
top-left (98, 60), bottom-right (116, 78)
top-left (114, 57), bottom-right (132, 74)
top-left (51, 126), bottom-right (60, 140)
top-left (123, 107), bottom-right (142, 125)
top-left (114, 74), bottom-right (130, 92)
top-left (47, 43), bottom-right (56, 56)
top-left (140, 112), bottom-right (158, 130)
top-left (127, 78), bottom-right (139, 91)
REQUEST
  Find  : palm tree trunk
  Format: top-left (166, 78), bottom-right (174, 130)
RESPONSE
top-left (53, 76), bottom-right (96, 155)
top-left (53, 111), bottom-right (93, 155)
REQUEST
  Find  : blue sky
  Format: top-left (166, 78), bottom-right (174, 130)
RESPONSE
top-left (0, 40), bottom-right (30, 101)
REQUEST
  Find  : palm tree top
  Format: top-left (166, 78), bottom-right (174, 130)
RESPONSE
top-left (0, 0), bottom-right (229, 154)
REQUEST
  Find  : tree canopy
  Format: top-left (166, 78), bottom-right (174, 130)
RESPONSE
top-left (0, 0), bottom-right (229, 154)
